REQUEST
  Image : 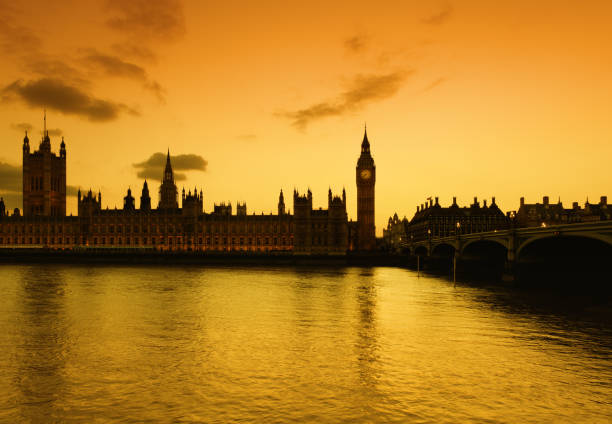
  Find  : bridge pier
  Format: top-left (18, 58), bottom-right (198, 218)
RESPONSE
top-left (502, 247), bottom-right (516, 282)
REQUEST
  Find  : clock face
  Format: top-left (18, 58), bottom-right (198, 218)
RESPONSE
top-left (360, 169), bottom-right (371, 180)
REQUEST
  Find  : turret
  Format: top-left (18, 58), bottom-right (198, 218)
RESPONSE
top-left (60, 136), bottom-right (66, 158)
top-left (0, 197), bottom-right (5, 217)
top-left (164, 149), bottom-right (174, 182)
top-left (158, 149), bottom-right (179, 209)
top-left (22, 131), bottom-right (30, 153)
top-left (140, 180), bottom-right (151, 211)
top-left (123, 187), bottom-right (135, 211)
top-left (278, 189), bottom-right (285, 215)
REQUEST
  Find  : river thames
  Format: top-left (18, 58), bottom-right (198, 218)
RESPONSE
top-left (0, 265), bottom-right (610, 423)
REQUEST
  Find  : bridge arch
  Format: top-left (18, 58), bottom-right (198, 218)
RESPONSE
top-left (516, 232), bottom-right (612, 259)
top-left (515, 232), bottom-right (612, 285)
top-left (431, 242), bottom-right (456, 258)
top-left (460, 237), bottom-right (508, 255)
top-left (414, 245), bottom-right (429, 257)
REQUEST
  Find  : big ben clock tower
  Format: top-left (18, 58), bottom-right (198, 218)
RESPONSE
top-left (356, 127), bottom-right (376, 251)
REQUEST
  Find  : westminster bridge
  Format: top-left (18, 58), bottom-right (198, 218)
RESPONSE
top-left (402, 221), bottom-right (612, 279)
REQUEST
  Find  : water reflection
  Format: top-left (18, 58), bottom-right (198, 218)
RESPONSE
top-left (16, 266), bottom-right (68, 423)
top-left (0, 265), bottom-right (609, 423)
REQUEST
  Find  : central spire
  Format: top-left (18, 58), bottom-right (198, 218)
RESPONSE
top-left (360, 124), bottom-right (370, 155)
top-left (164, 149), bottom-right (174, 182)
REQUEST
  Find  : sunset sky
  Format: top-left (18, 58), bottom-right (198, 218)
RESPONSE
top-left (1, 0), bottom-right (611, 234)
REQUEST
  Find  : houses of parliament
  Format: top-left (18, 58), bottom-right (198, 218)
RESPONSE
top-left (0, 123), bottom-right (377, 254)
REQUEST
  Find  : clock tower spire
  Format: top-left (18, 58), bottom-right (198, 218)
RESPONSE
top-left (356, 125), bottom-right (376, 250)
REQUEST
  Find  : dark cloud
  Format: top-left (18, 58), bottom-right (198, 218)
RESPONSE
top-left (2, 78), bottom-right (138, 122)
top-left (281, 71), bottom-right (411, 130)
top-left (10, 122), bottom-right (33, 133)
top-left (81, 51), bottom-right (147, 80)
top-left (105, 0), bottom-right (186, 41)
top-left (81, 50), bottom-right (166, 102)
top-left (422, 5), bottom-right (453, 25)
top-left (23, 55), bottom-right (89, 86)
top-left (133, 152), bottom-right (207, 181)
top-left (0, 162), bottom-right (21, 193)
top-left (344, 35), bottom-right (368, 53)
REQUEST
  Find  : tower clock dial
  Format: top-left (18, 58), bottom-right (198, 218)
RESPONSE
top-left (360, 169), bottom-right (371, 180)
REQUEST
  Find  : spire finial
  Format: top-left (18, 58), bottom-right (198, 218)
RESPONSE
top-left (361, 123), bottom-right (370, 150)
top-left (43, 108), bottom-right (46, 135)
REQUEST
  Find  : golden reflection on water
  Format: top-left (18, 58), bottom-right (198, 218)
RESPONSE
top-left (0, 265), bottom-right (610, 423)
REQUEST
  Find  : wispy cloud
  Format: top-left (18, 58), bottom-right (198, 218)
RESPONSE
top-left (422, 5), bottom-right (454, 26)
top-left (81, 50), bottom-right (147, 80)
top-left (43, 128), bottom-right (63, 137)
top-left (105, 0), bottom-right (186, 41)
top-left (80, 50), bottom-right (166, 102)
top-left (10, 122), bottom-right (33, 133)
top-left (280, 71), bottom-right (411, 130)
top-left (2, 78), bottom-right (139, 122)
top-left (422, 77), bottom-right (447, 92)
top-left (133, 152), bottom-right (208, 181)
top-left (0, 9), bottom-right (41, 55)
top-left (344, 34), bottom-right (368, 54)
top-left (144, 80), bottom-right (166, 103)
top-left (111, 43), bottom-right (157, 64)
top-left (235, 134), bottom-right (257, 141)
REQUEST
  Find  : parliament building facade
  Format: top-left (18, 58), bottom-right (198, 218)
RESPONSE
top-left (0, 127), bottom-right (377, 254)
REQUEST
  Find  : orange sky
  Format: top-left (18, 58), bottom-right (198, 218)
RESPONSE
top-left (1, 0), bottom-right (611, 234)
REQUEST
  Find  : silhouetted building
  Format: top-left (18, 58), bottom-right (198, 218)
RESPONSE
top-left (384, 196), bottom-right (509, 249)
top-left (159, 150), bottom-right (179, 210)
top-left (356, 127), bottom-right (376, 250)
top-left (293, 188), bottom-right (348, 254)
top-left (140, 181), bottom-right (151, 211)
top-left (123, 188), bottom-right (136, 211)
top-left (515, 196), bottom-right (610, 227)
top-left (22, 113), bottom-right (66, 217)
top-left (3, 129), bottom-right (381, 254)
top-left (383, 213), bottom-right (409, 251)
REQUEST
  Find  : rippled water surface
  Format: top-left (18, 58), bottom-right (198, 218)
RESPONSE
top-left (0, 265), bottom-right (610, 423)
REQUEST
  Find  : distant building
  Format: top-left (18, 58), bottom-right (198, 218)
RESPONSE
top-left (382, 213), bottom-right (409, 252)
top-left (384, 196), bottom-right (509, 250)
top-left (22, 113), bottom-right (66, 217)
top-left (0, 126), bottom-right (377, 254)
top-left (356, 128), bottom-right (376, 250)
top-left (515, 196), bottom-right (610, 227)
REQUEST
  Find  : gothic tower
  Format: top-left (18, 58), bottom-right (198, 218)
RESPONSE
top-left (158, 150), bottom-right (178, 209)
top-left (140, 180), bottom-right (151, 211)
top-left (22, 112), bottom-right (66, 217)
top-left (356, 127), bottom-right (376, 250)
top-left (278, 189), bottom-right (285, 215)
